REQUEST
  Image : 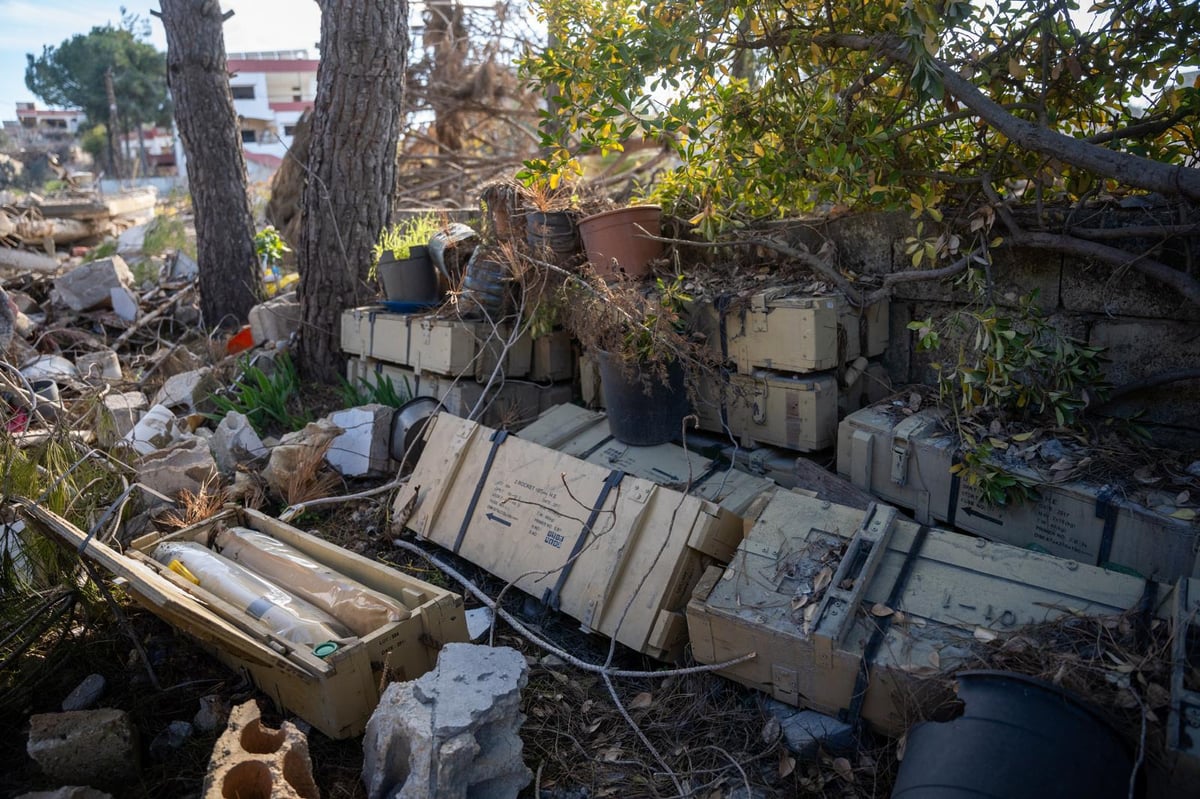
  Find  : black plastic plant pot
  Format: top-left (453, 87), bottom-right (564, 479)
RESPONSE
top-left (891, 670), bottom-right (1137, 799)
top-left (377, 245), bottom-right (441, 303)
top-left (525, 210), bottom-right (579, 259)
top-left (594, 349), bottom-right (690, 447)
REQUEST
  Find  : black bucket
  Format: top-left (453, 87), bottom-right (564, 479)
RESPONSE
top-left (460, 249), bottom-right (512, 320)
top-left (892, 670), bottom-right (1136, 799)
top-left (595, 350), bottom-right (690, 446)
top-left (525, 210), bottom-right (579, 260)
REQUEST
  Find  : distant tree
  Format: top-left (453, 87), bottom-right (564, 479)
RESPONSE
top-left (25, 11), bottom-right (170, 175)
top-left (297, 0), bottom-right (409, 380)
top-left (158, 0), bottom-right (261, 327)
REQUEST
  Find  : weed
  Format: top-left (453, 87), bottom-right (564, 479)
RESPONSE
top-left (339, 372), bottom-right (412, 409)
top-left (209, 353), bottom-right (311, 436)
top-left (142, 214), bottom-right (191, 258)
top-left (84, 240), bottom-right (118, 263)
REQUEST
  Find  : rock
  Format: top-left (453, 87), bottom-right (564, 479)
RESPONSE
top-left (153, 367), bottom-right (216, 414)
top-left (15, 788), bottom-right (113, 799)
top-left (117, 223), bottom-right (149, 255)
top-left (326, 404), bottom-right (395, 478)
top-left (61, 673), bottom-right (106, 712)
top-left (76, 350), bottom-right (123, 383)
top-left (123, 403), bottom-right (179, 455)
top-left (97, 392), bottom-right (148, 447)
top-left (202, 700), bottom-right (317, 799)
top-left (137, 437), bottom-right (220, 498)
top-left (53, 256), bottom-right (134, 312)
top-left (193, 694), bottom-right (231, 734)
top-left (249, 293), bottom-right (301, 345)
top-left (27, 708), bottom-right (139, 787)
top-left (149, 720), bottom-right (194, 760)
top-left (175, 299), bottom-right (201, 327)
top-left (110, 285), bottom-right (140, 322)
top-left (170, 251), bottom-right (199, 280)
top-left (362, 643), bottom-right (532, 799)
top-left (210, 411), bottom-right (268, 475)
top-left (263, 420), bottom-right (342, 500)
top-left (20, 355), bottom-right (77, 382)
top-left (765, 701), bottom-right (855, 760)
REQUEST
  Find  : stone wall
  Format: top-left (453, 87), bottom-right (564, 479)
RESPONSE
top-left (786, 206), bottom-right (1200, 448)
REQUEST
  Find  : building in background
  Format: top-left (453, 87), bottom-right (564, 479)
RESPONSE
top-left (13, 102), bottom-right (86, 143)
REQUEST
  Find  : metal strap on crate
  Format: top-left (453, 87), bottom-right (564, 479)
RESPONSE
top-left (543, 468), bottom-right (625, 611)
top-left (452, 429), bottom-right (509, 553)
top-left (945, 451), bottom-right (964, 528)
top-left (1095, 485), bottom-right (1119, 567)
top-left (843, 523), bottom-right (932, 732)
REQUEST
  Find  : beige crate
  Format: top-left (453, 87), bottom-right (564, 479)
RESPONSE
top-left (394, 413), bottom-right (747, 660)
top-left (519, 403), bottom-right (776, 522)
top-left (686, 490), bottom-right (1198, 736)
top-left (340, 308), bottom-right (531, 382)
top-left (530, 330), bottom-right (575, 382)
top-left (696, 370), bottom-right (839, 452)
top-left (837, 403), bottom-right (1200, 581)
top-left (21, 503), bottom-right (467, 740)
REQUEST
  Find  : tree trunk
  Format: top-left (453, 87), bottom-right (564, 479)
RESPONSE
top-left (298, 0), bottom-right (408, 381)
top-left (159, 0), bottom-right (261, 328)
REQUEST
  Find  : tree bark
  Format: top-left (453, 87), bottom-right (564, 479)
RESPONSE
top-left (159, 0), bottom-right (261, 329)
top-left (298, 0), bottom-right (408, 381)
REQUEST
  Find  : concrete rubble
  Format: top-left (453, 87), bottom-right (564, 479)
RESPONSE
top-left (362, 643), bottom-right (532, 799)
top-left (249, 293), bottom-right (301, 345)
top-left (152, 367), bottom-right (216, 414)
top-left (61, 674), bottom-right (106, 712)
top-left (123, 403), bottom-right (181, 455)
top-left (75, 350), bottom-right (122, 383)
top-left (327, 404), bottom-right (394, 477)
top-left (53, 256), bottom-right (135, 312)
top-left (26, 708), bottom-right (139, 787)
top-left (98, 392), bottom-right (149, 447)
top-left (136, 437), bottom-right (219, 498)
top-left (201, 700), bottom-right (318, 799)
top-left (262, 419), bottom-right (342, 499)
top-left (210, 411), bottom-right (268, 475)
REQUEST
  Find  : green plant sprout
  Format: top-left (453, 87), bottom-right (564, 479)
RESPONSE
top-left (370, 214), bottom-right (441, 280)
top-left (208, 353), bottom-right (311, 436)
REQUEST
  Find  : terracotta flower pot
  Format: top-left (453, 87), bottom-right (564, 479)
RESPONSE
top-left (578, 205), bottom-right (663, 280)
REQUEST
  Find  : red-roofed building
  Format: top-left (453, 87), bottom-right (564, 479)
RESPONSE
top-left (226, 50), bottom-right (318, 161)
top-left (14, 102), bottom-right (86, 137)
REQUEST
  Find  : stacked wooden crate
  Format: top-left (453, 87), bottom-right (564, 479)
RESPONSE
top-left (341, 307), bottom-right (575, 431)
top-left (687, 291), bottom-right (891, 452)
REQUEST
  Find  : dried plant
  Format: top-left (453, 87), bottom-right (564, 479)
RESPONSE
top-left (160, 477), bottom-right (228, 530)
top-left (282, 439), bottom-right (343, 507)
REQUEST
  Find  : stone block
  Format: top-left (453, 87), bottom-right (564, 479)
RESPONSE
top-left (363, 643), bottom-right (532, 799)
top-left (249, 294), bottom-right (302, 345)
top-left (153, 367), bottom-right (216, 414)
top-left (76, 350), bottom-right (123, 383)
top-left (137, 437), bottom-right (220, 498)
top-left (53, 256), bottom-right (135, 312)
top-left (211, 411), bottom-right (268, 475)
top-left (202, 700), bottom-right (318, 799)
top-left (1061, 258), bottom-right (1200, 321)
top-left (1089, 319), bottom-right (1200, 433)
top-left (61, 673), bottom-right (106, 712)
top-left (27, 708), bottom-right (139, 787)
top-left (110, 285), bottom-right (140, 322)
top-left (891, 243), bottom-right (1061, 310)
top-left (16, 789), bottom-right (113, 799)
top-left (327, 404), bottom-right (395, 477)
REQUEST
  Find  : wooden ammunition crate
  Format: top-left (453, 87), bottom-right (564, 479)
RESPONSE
top-left (20, 503), bottom-right (467, 740)
top-left (686, 490), bottom-right (1198, 736)
top-left (696, 370), bottom-right (839, 452)
top-left (837, 403), bottom-right (1200, 580)
top-left (395, 413), bottom-right (748, 660)
top-left (530, 330), bottom-right (575, 382)
top-left (519, 403), bottom-right (776, 521)
top-left (340, 307), bottom-right (531, 382)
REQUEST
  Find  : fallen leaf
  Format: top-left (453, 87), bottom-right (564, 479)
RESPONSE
top-left (989, 420), bottom-right (1003, 436)
top-left (602, 746), bottom-right (623, 762)
top-left (1178, 490), bottom-right (1191, 505)
top-left (1171, 508), bottom-right (1197, 521)
top-left (988, 437), bottom-right (1009, 449)
top-left (973, 627), bottom-right (998, 642)
top-left (814, 566), bottom-right (833, 593)
top-left (870, 603), bottom-right (894, 617)
top-left (762, 716), bottom-right (781, 743)
top-left (1011, 431), bottom-right (1036, 442)
top-left (1134, 466), bottom-right (1159, 484)
top-left (1050, 459), bottom-right (1076, 471)
top-left (791, 594), bottom-right (811, 611)
top-left (832, 756), bottom-right (855, 783)
top-left (628, 692), bottom-right (653, 710)
top-left (585, 719), bottom-right (602, 734)
top-left (779, 750), bottom-right (796, 778)
top-left (896, 735), bottom-right (907, 762)
top-left (928, 650), bottom-right (941, 669)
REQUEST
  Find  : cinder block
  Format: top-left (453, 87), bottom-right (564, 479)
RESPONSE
top-left (27, 709), bottom-right (139, 787)
top-left (891, 244), bottom-right (1061, 310)
top-left (1090, 318), bottom-right (1200, 433)
top-left (202, 700), bottom-right (317, 799)
top-left (249, 294), bottom-right (302, 344)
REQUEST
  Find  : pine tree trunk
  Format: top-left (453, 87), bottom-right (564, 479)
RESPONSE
top-left (297, 0), bottom-right (408, 381)
top-left (159, 0), bottom-right (261, 328)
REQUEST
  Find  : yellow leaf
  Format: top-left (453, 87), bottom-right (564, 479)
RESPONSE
top-left (1012, 431), bottom-right (1035, 442)
top-left (871, 603), bottom-right (894, 617)
top-left (1170, 508), bottom-right (1197, 521)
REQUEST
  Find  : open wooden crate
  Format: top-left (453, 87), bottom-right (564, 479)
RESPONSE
top-left (19, 502), bottom-right (468, 739)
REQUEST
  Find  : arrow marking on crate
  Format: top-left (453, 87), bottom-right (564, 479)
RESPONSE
top-left (486, 513), bottom-right (512, 527)
top-left (963, 506), bottom-right (1003, 526)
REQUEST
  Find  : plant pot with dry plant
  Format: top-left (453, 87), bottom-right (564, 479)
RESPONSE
top-left (370, 214), bottom-right (442, 305)
top-left (520, 178), bottom-right (581, 262)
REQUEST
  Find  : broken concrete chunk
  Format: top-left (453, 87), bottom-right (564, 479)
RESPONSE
top-left (53, 256), bottom-right (134, 312)
top-left (110, 285), bottom-right (140, 322)
top-left (211, 411), bottom-right (268, 475)
top-left (61, 673), bottom-right (106, 712)
top-left (15, 788), bottom-right (114, 799)
top-left (327, 404), bottom-right (395, 478)
top-left (20, 355), bottom-right (77, 382)
top-left (202, 700), bottom-right (317, 799)
top-left (263, 420), bottom-right (342, 500)
top-left (249, 293), bottom-right (301, 345)
top-left (123, 403), bottom-right (178, 455)
top-left (27, 708), bottom-right (139, 787)
top-left (362, 643), bottom-right (532, 799)
top-left (76, 350), bottom-right (122, 383)
top-left (98, 392), bottom-right (148, 447)
top-left (137, 437), bottom-right (219, 498)
top-left (117, 223), bottom-right (148, 255)
top-left (169, 251), bottom-right (199, 281)
top-left (153, 367), bottom-right (216, 414)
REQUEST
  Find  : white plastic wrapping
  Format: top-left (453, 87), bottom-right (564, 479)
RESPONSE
top-left (214, 527), bottom-right (410, 637)
top-left (153, 541), bottom-right (352, 649)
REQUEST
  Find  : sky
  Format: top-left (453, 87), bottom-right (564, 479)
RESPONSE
top-left (0, 0), bottom-right (323, 119)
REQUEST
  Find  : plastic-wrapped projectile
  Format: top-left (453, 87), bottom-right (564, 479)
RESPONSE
top-left (214, 527), bottom-right (410, 637)
top-left (153, 541), bottom-right (352, 649)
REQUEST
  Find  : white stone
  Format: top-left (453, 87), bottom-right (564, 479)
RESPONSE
top-left (20, 355), bottom-right (77, 381)
top-left (123, 403), bottom-right (179, 455)
top-left (327, 404), bottom-right (395, 477)
top-left (117, 223), bottom-right (148, 255)
top-left (263, 420), bottom-right (343, 500)
top-left (362, 643), bottom-right (531, 799)
top-left (76, 350), bottom-right (123, 383)
top-left (110, 285), bottom-right (140, 322)
top-left (137, 437), bottom-right (219, 498)
top-left (170, 251), bottom-right (199, 280)
top-left (62, 673), bottom-right (106, 712)
top-left (53, 256), bottom-right (135, 312)
top-left (211, 411), bottom-right (268, 475)
top-left (153, 367), bottom-right (216, 414)
top-left (27, 708), bottom-right (139, 787)
top-left (99, 392), bottom-right (148, 447)
top-left (249, 293), bottom-right (301, 345)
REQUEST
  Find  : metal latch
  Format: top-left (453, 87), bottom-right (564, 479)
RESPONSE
top-left (890, 415), bottom-right (926, 486)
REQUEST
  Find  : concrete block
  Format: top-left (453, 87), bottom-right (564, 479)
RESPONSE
top-left (110, 285), bottom-right (140, 322)
top-left (16, 789), bottom-right (113, 799)
top-left (27, 708), bottom-right (139, 787)
top-left (1089, 318), bottom-right (1200, 433)
top-left (98, 392), bottom-right (148, 448)
top-left (137, 437), bottom-right (220, 498)
top-left (363, 643), bottom-right (532, 799)
top-left (53, 256), bottom-right (135, 312)
top-left (153, 367), bottom-right (216, 414)
top-left (61, 673), bottom-right (106, 712)
top-left (202, 700), bottom-right (318, 799)
top-left (123, 403), bottom-right (180, 456)
top-left (327, 404), bottom-right (395, 477)
top-left (211, 411), bottom-right (268, 475)
top-left (75, 350), bottom-right (122, 383)
top-left (891, 243), bottom-right (1061, 310)
top-left (249, 294), bottom-right (302, 345)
